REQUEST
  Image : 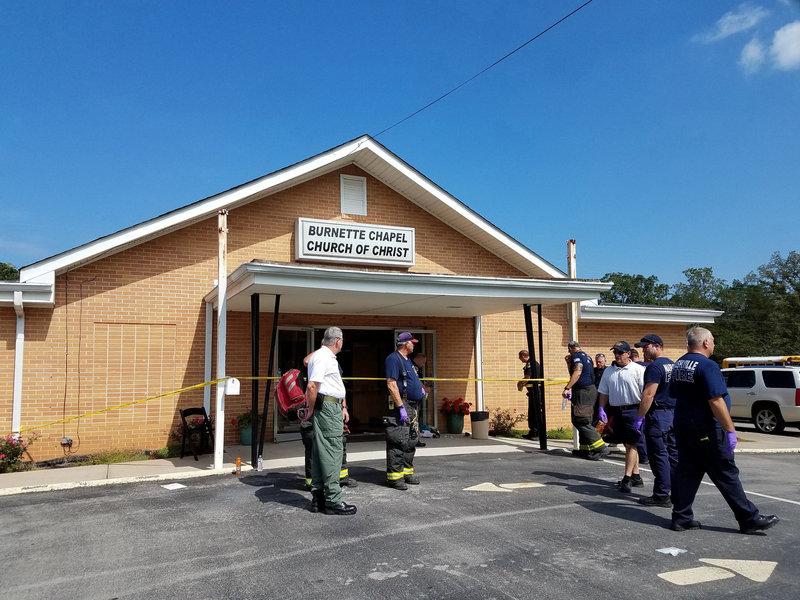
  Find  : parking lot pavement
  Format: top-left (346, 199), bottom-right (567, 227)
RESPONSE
top-left (1, 448), bottom-right (796, 600)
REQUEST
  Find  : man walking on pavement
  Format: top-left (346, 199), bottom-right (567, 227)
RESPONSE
top-left (634, 334), bottom-right (677, 507)
top-left (669, 327), bottom-right (778, 534)
top-left (563, 341), bottom-right (609, 460)
top-left (597, 341), bottom-right (646, 493)
top-left (385, 331), bottom-right (426, 489)
top-left (303, 327), bottom-right (357, 515)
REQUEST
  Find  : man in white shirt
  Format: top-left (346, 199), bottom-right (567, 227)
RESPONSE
top-left (304, 327), bottom-right (356, 516)
top-left (598, 341), bottom-right (646, 493)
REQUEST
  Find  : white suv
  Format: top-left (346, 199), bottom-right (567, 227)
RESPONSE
top-left (722, 366), bottom-right (800, 433)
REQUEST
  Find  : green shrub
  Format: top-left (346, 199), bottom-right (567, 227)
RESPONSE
top-left (489, 407), bottom-right (526, 436)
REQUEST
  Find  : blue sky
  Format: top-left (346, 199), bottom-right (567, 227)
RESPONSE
top-left (2, 1), bottom-right (799, 284)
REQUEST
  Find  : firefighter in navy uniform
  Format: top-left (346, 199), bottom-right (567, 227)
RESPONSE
top-left (634, 334), bottom-right (676, 507)
top-left (385, 331), bottom-right (426, 490)
top-left (563, 341), bottom-right (609, 460)
top-left (669, 327), bottom-right (778, 533)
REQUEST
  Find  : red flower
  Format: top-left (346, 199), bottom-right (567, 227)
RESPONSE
top-left (440, 397), bottom-right (472, 415)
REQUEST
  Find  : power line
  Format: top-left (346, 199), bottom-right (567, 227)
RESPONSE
top-left (373, 0), bottom-right (596, 138)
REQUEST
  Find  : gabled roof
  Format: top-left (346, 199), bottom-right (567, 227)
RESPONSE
top-left (19, 135), bottom-right (565, 283)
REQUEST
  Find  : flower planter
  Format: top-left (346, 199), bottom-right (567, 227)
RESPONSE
top-left (239, 428), bottom-right (253, 446)
top-left (446, 413), bottom-right (464, 434)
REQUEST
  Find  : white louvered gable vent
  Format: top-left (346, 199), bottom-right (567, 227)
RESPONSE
top-left (340, 174), bottom-right (367, 215)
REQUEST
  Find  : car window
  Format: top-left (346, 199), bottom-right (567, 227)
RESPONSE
top-left (762, 370), bottom-right (797, 389)
top-left (724, 370), bottom-right (756, 388)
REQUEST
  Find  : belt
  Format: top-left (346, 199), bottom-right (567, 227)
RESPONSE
top-left (320, 394), bottom-right (344, 404)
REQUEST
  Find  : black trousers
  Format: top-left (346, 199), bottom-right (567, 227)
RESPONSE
top-left (572, 386), bottom-right (605, 452)
top-left (671, 424), bottom-right (759, 526)
top-left (385, 405), bottom-right (419, 481)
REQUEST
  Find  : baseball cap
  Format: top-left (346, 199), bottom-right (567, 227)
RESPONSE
top-left (635, 334), bottom-right (663, 348)
top-left (610, 341), bottom-right (632, 353)
top-left (397, 331), bottom-right (419, 344)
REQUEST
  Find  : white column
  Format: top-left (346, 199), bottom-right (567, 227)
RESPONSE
top-left (567, 239), bottom-right (579, 450)
top-left (474, 315), bottom-right (484, 412)
top-left (214, 210), bottom-right (228, 471)
top-left (12, 291), bottom-right (24, 434)
top-left (203, 301), bottom-right (213, 415)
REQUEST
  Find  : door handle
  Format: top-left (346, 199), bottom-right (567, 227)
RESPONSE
top-left (746, 392), bottom-right (756, 396)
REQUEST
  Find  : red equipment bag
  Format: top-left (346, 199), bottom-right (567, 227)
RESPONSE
top-left (275, 369), bottom-right (308, 421)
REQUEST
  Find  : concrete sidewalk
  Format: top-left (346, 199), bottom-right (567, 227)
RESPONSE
top-left (2, 424), bottom-right (797, 497)
top-left (0, 433), bottom-right (521, 497)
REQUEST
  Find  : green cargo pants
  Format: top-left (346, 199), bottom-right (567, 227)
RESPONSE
top-left (311, 396), bottom-right (345, 507)
top-left (302, 420), bottom-right (349, 487)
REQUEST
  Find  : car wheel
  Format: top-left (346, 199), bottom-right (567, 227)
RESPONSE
top-left (752, 404), bottom-right (785, 434)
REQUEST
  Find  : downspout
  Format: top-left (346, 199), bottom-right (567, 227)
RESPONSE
top-left (213, 210), bottom-right (228, 471)
top-left (474, 316), bottom-right (484, 412)
top-left (567, 240), bottom-right (579, 450)
top-left (12, 291), bottom-right (24, 435)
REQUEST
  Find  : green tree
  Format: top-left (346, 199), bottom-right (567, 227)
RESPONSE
top-left (0, 262), bottom-right (19, 281)
top-left (713, 251), bottom-right (800, 358)
top-left (599, 272), bottom-right (670, 305)
top-left (669, 267), bottom-right (726, 309)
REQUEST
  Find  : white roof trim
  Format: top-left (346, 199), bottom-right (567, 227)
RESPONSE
top-left (579, 299), bottom-right (723, 324)
top-left (204, 262), bottom-right (610, 318)
top-left (19, 136), bottom-right (564, 283)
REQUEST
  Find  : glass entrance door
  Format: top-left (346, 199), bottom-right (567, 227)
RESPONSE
top-left (273, 327), bottom-right (313, 441)
top-left (394, 329), bottom-right (437, 430)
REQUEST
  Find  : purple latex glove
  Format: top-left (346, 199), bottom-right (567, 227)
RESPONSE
top-left (562, 389), bottom-right (572, 401)
top-left (597, 406), bottom-right (608, 423)
top-left (633, 416), bottom-right (645, 432)
top-left (398, 405), bottom-right (409, 425)
top-left (726, 431), bottom-right (738, 454)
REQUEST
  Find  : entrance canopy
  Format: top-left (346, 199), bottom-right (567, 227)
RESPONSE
top-left (204, 262), bottom-right (612, 317)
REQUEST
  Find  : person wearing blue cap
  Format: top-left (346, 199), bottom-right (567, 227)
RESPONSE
top-left (634, 334), bottom-right (676, 507)
top-left (384, 331), bottom-right (426, 490)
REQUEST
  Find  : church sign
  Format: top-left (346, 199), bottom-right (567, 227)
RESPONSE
top-left (296, 218), bottom-right (415, 267)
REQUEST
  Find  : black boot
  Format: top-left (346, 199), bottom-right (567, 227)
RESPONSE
top-left (324, 502), bottom-right (357, 516)
top-left (740, 514), bottom-right (779, 534)
top-left (309, 490), bottom-right (325, 513)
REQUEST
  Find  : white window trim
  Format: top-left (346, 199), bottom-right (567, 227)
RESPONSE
top-left (340, 174), bottom-right (367, 216)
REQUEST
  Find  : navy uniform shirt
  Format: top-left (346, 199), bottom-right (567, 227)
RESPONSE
top-left (570, 351), bottom-right (595, 389)
top-left (643, 356), bottom-right (675, 409)
top-left (385, 351), bottom-right (425, 403)
top-left (670, 352), bottom-right (728, 432)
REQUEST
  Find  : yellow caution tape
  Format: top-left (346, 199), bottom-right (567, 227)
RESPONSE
top-left (15, 375), bottom-right (569, 434)
top-left (18, 378), bottom-right (228, 434)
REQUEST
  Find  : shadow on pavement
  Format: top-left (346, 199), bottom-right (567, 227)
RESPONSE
top-left (575, 499), bottom-right (668, 527)
top-left (532, 470), bottom-right (633, 501)
top-left (237, 465), bottom-right (389, 510)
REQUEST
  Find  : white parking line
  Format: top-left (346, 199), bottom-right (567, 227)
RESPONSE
top-left (601, 458), bottom-right (800, 506)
